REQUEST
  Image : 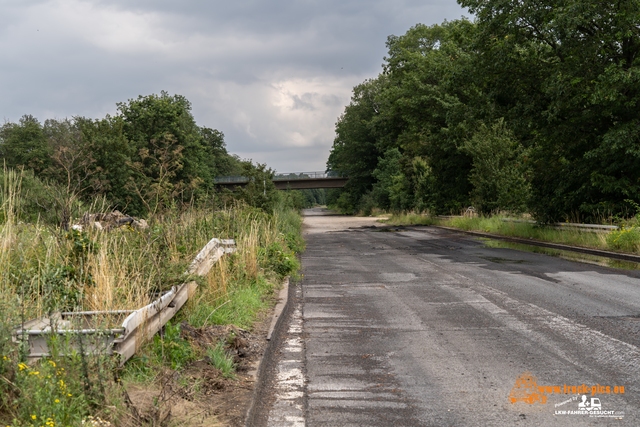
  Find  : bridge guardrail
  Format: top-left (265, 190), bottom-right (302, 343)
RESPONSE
top-left (214, 171), bottom-right (348, 183)
top-left (214, 175), bottom-right (249, 183)
top-left (273, 171), bottom-right (347, 180)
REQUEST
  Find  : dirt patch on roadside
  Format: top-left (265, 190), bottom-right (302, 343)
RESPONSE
top-left (122, 311), bottom-right (271, 426)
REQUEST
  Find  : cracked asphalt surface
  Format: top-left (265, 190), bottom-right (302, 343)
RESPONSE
top-left (259, 208), bottom-right (640, 426)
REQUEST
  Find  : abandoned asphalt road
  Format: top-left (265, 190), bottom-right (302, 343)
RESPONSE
top-left (257, 208), bottom-right (640, 426)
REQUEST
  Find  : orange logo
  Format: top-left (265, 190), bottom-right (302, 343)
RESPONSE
top-left (509, 372), bottom-right (547, 404)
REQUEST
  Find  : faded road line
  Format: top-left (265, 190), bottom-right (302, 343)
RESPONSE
top-left (267, 285), bottom-right (306, 427)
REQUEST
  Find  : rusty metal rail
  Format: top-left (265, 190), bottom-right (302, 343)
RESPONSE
top-left (437, 216), bottom-right (620, 233)
top-left (14, 238), bottom-right (236, 365)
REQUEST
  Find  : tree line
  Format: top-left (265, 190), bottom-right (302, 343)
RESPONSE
top-left (327, 1), bottom-right (640, 223)
top-left (0, 91), bottom-right (329, 226)
top-left (0, 91), bottom-right (246, 225)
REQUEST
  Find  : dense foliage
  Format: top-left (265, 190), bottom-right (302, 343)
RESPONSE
top-left (328, 1), bottom-right (640, 222)
top-left (0, 92), bottom-right (244, 224)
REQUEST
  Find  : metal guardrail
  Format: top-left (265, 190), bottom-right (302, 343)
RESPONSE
top-left (14, 238), bottom-right (236, 365)
top-left (503, 218), bottom-right (619, 231)
top-left (555, 222), bottom-right (618, 231)
top-left (214, 171), bottom-right (347, 183)
top-left (437, 216), bottom-right (620, 232)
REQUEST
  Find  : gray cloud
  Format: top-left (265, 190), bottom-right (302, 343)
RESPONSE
top-left (0, 0), bottom-right (470, 171)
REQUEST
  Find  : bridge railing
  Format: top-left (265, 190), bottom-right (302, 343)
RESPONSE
top-left (273, 171), bottom-right (347, 180)
top-left (213, 175), bottom-right (249, 183)
top-left (214, 171), bottom-right (347, 183)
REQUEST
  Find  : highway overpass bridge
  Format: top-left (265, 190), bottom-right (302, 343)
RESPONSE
top-left (214, 171), bottom-right (348, 190)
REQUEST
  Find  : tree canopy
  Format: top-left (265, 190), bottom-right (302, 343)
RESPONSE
top-left (0, 92), bottom-right (243, 223)
top-left (328, 2), bottom-right (640, 222)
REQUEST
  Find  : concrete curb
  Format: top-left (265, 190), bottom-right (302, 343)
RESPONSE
top-left (431, 225), bottom-right (640, 264)
top-left (267, 277), bottom-right (289, 341)
top-left (244, 276), bottom-right (295, 426)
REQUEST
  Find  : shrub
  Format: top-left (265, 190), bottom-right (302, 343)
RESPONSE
top-left (1, 331), bottom-right (119, 427)
top-left (260, 241), bottom-right (299, 278)
top-left (462, 119), bottom-right (530, 214)
top-left (358, 192), bottom-right (377, 216)
top-left (0, 168), bottom-right (59, 225)
top-left (284, 230), bottom-right (305, 255)
top-left (152, 321), bottom-right (195, 370)
top-left (334, 192), bottom-right (354, 214)
top-left (605, 226), bottom-right (640, 253)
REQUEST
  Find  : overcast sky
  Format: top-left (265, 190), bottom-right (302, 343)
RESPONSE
top-left (1, 0), bottom-right (470, 173)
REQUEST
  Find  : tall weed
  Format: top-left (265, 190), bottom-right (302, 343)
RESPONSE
top-left (1, 177), bottom-right (306, 424)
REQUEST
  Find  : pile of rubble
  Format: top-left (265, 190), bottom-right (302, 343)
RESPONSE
top-left (72, 210), bottom-right (149, 231)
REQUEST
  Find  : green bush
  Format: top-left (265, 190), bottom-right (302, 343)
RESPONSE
top-left (462, 119), bottom-right (530, 214)
top-left (13, 357), bottom-right (87, 426)
top-left (284, 230), bottom-right (305, 255)
top-left (606, 227), bottom-right (640, 252)
top-left (1, 331), bottom-right (119, 427)
top-left (358, 192), bottom-right (377, 216)
top-left (64, 229), bottom-right (98, 261)
top-left (38, 265), bottom-right (90, 312)
top-left (0, 168), bottom-right (60, 225)
top-left (334, 192), bottom-right (354, 214)
top-left (260, 241), bottom-right (299, 278)
top-left (153, 321), bottom-right (195, 370)
top-left (273, 204), bottom-right (305, 254)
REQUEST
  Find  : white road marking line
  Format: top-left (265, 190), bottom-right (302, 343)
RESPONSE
top-left (267, 295), bottom-right (306, 426)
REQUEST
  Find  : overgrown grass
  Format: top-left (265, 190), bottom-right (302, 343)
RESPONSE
top-left (444, 216), bottom-right (605, 248)
top-left (605, 226), bottom-right (640, 253)
top-left (384, 213), bottom-right (640, 255)
top-left (186, 276), bottom-right (274, 329)
top-left (381, 212), bottom-right (438, 226)
top-left (0, 167), bottom-right (306, 426)
top-left (1, 199), bottom-right (301, 320)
